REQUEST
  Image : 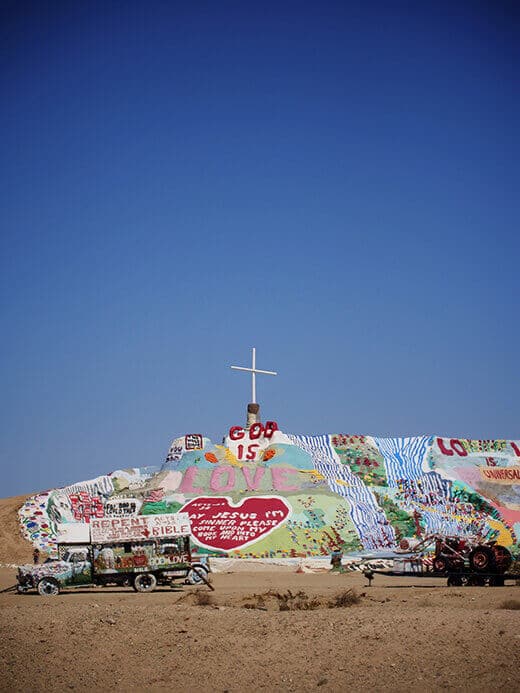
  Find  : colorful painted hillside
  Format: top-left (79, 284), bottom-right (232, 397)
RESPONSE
top-left (19, 422), bottom-right (520, 559)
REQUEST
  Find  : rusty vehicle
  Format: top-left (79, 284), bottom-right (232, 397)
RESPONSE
top-left (429, 535), bottom-right (511, 576)
top-left (16, 513), bottom-right (212, 596)
top-left (360, 533), bottom-right (515, 587)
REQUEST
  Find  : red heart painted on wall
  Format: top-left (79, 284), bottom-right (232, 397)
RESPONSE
top-left (180, 496), bottom-right (291, 551)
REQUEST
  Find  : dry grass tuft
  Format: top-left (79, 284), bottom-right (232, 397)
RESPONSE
top-left (243, 593), bottom-right (267, 610)
top-left (327, 589), bottom-right (361, 608)
top-left (242, 589), bottom-right (321, 611)
top-left (193, 589), bottom-right (213, 606)
top-left (270, 589), bottom-right (321, 611)
top-left (241, 588), bottom-right (362, 611)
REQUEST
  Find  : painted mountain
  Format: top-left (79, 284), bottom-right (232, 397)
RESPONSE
top-left (19, 423), bottom-right (520, 559)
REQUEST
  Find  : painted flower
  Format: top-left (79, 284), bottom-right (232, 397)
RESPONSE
top-left (262, 448), bottom-right (277, 462)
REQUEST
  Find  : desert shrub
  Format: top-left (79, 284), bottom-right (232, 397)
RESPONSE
top-left (243, 594), bottom-right (267, 610)
top-left (243, 589), bottom-right (322, 611)
top-left (268, 589), bottom-right (319, 611)
top-left (194, 589), bottom-right (213, 606)
top-left (242, 588), bottom-right (361, 611)
top-left (327, 589), bottom-right (361, 608)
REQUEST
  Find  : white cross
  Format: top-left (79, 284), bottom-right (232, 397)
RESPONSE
top-left (230, 347), bottom-right (277, 404)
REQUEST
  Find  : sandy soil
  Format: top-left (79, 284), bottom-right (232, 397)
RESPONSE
top-left (1, 496), bottom-right (519, 692)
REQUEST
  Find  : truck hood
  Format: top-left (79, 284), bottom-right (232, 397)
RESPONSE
top-left (18, 561), bottom-right (71, 578)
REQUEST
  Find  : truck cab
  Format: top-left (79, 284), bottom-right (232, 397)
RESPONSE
top-left (17, 544), bottom-right (93, 595)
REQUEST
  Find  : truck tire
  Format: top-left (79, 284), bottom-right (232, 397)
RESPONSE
top-left (186, 564), bottom-right (209, 585)
top-left (133, 573), bottom-right (157, 593)
top-left (37, 578), bottom-right (60, 596)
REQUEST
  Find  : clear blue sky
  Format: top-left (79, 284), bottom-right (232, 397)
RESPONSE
top-left (1, 1), bottom-right (518, 496)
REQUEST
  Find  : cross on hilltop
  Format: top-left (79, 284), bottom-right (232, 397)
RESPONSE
top-left (230, 348), bottom-right (277, 427)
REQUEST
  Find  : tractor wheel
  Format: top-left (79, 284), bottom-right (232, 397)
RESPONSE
top-left (466, 575), bottom-right (486, 586)
top-left (133, 573), bottom-right (157, 593)
top-left (448, 558), bottom-right (465, 572)
top-left (491, 546), bottom-right (512, 574)
top-left (433, 556), bottom-right (448, 573)
top-left (469, 546), bottom-right (495, 573)
top-left (489, 575), bottom-right (505, 587)
top-left (447, 575), bottom-right (463, 587)
top-left (37, 578), bottom-right (60, 596)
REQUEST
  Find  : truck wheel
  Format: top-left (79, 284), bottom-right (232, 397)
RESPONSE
top-left (37, 578), bottom-right (60, 596)
top-left (469, 547), bottom-right (494, 573)
top-left (133, 573), bottom-right (157, 593)
top-left (186, 565), bottom-right (209, 585)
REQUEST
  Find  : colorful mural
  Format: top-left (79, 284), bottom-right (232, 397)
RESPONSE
top-left (18, 425), bottom-right (520, 560)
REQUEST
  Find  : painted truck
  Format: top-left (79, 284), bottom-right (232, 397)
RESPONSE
top-left (17, 513), bottom-right (211, 595)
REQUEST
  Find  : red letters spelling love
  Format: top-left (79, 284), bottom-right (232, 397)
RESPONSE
top-left (180, 496), bottom-right (291, 551)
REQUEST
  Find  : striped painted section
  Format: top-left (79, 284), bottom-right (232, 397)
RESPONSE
top-left (288, 434), bottom-right (395, 550)
top-left (372, 436), bottom-right (432, 485)
top-left (372, 435), bottom-right (448, 496)
top-left (370, 436), bottom-right (489, 537)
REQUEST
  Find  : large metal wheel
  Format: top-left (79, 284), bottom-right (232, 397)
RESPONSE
top-left (467, 575), bottom-right (486, 586)
top-left (433, 556), bottom-right (448, 573)
top-left (489, 575), bottom-right (505, 587)
top-left (37, 578), bottom-right (60, 596)
top-left (469, 546), bottom-right (495, 573)
top-left (491, 546), bottom-right (512, 574)
top-left (133, 573), bottom-right (157, 593)
top-left (447, 575), bottom-right (463, 587)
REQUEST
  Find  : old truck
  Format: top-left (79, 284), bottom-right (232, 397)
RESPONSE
top-left (17, 513), bottom-right (212, 595)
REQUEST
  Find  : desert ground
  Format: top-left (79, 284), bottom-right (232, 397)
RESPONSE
top-left (1, 495), bottom-right (519, 692)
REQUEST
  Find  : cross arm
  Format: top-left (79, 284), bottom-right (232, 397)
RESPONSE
top-left (230, 366), bottom-right (277, 375)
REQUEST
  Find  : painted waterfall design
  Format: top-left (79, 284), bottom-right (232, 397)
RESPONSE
top-left (288, 434), bottom-right (395, 549)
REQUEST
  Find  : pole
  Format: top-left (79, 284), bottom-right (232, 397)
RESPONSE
top-left (252, 347), bottom-right (256, 403)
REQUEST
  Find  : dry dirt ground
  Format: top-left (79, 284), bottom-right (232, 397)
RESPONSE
top-left (1, 496), bottom-right (519, 692)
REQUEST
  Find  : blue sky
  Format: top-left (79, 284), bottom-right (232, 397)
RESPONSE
top-left (1, 1), bottom-right (518, 496)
